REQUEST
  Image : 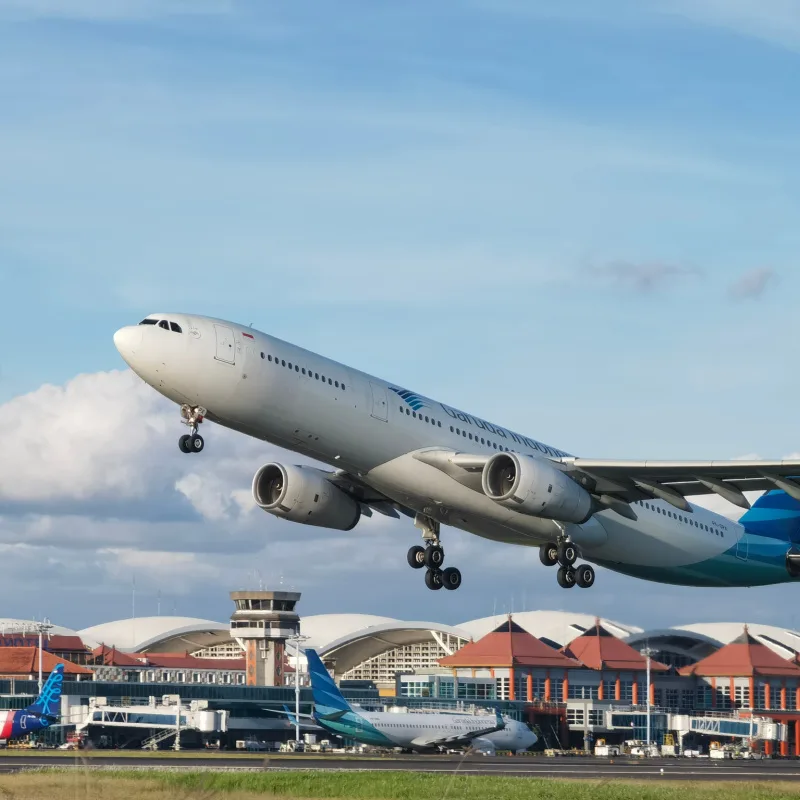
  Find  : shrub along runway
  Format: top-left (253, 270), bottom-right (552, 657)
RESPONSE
top-left (0, 753), bottom-right (799, 781)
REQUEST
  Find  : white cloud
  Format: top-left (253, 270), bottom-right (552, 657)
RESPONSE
top-left (0, 0), bottom-right (233, 21)
top-left (659, 0), bottom-right (800, 51)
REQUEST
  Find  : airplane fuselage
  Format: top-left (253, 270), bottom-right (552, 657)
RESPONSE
top-left (317, 709), bottom-right (535, 753)
top-left (112, 313), bottom-right (799, 589)
top-left (0, 709), bottom-right (51, 741)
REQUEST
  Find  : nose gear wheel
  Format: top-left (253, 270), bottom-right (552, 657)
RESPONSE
top-left (179, 405), bottom-right (207, 454)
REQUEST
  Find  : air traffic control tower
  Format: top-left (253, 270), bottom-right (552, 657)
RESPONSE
top-left (229, 590), bottom-right (301, 686)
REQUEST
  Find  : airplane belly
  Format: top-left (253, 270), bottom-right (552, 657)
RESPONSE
top-left (365, 454), bottom-right (558, 545)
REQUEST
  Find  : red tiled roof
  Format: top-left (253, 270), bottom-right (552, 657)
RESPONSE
top-left (47, 635), bottom-right (91, 653)
top-left (680, 627), bottom-right (800, 678)
top-left (0, 647), bottom-right (92, 676)
top-left (139, 652), bottom-right (245, 671)
top-left (91, 646), bottom-right (245, 671)
top-left (562, 620), bottom-right (669, 672)
top-left (92, 645), bottom-right (144, 667)
top-left (439, 617), bottom-right (581, 669)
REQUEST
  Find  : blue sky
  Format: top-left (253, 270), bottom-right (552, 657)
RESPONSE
top-left (2, 0), bottom-right (800, 632)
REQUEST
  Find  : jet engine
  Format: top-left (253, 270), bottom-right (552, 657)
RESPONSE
top-left (252, 463), bottom-right (361, 531)
top-left (481, 452), bottom-right (593, 524)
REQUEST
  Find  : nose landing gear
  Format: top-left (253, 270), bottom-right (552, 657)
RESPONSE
top-left (539, 541), bottom-right (595, 589)
top-left (179, 405), bottom-right (207, 454)
top-left (408, 514), bottom-right (462, 591)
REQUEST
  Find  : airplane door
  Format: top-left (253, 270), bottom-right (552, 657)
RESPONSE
top-left (369, 382), bottom-right (388, 422)
top-left (735, 532), bottom-right (748, 561)
top-left (214, 324), bottom-right (236, 364)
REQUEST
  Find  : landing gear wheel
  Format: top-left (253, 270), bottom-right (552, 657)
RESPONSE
top-left (441, 567), bottom-right (462, 591)
top-left (557, 542), bottom-right (578, 567)
top-left (539, 543), bottom-right (559, 567)
top-left (425, 569), bottom-right (443, 590)
top-left (557, 566), bottom-right (576, 589)
top-left (424, 545), bottom-right (445, 570)
top-left (179, 435), bottom-right (191, 453)
top-left (189, 434), bottom-right (204, 452)
top-left (407, 546), bottom-right (426, 569)
top-left (575, 564), bottom-right (595, 588)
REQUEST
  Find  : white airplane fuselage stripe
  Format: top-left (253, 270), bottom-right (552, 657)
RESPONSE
top-left (114, 314), bottom-right (794, 588)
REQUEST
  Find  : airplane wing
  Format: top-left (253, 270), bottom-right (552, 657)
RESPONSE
top-left (557, 457), bottom-right (800, 512)
top-left (412, 447), bottom-right (800, 516)
top-left (409, 711), bottom-right (505, 750)
top-left (327, 471), bottom-right (414, 519)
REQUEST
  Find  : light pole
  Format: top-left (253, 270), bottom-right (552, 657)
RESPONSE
top-left (288, 634), bottom-right (309, 746)
top-left (642, 646), bottom-right (655, 753)
top-left (34, 620), bottom-right (54, 693)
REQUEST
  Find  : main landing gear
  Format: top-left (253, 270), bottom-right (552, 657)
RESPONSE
top-left (407, 513), bottom-right (462, 591)
top-left (539, 540), bottom-right (595, 589)
top-left (178, 404), bottom-right (207, 454)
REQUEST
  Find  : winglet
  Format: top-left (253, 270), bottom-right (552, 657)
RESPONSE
top-left (25, 663), bottom-right (64, 718)
top-left (282, 703), bottom-right (299, 726)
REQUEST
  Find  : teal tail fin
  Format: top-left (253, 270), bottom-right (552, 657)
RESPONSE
top-left (305, 648), bottom-right (352, 718)
top-left (740, 490), bottom-right (800, 543)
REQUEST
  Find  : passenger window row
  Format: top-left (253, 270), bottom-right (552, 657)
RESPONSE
top-left (398, 406), bottom-right (442, 428)
top-left (634, 500), bottom-right (724, 536)
top-left (261, 353), bottom-right (345, 391)
top-left (139, 318), bottom-right (182, 333)
top-left (450, 424), bottom-right (511, 452)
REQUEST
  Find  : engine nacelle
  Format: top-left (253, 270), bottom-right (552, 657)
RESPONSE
top-left (481, 452), bottom-right (593, 524)
top-left (252, 463), bottom-right (361, 531)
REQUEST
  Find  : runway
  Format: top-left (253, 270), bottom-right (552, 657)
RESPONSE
top-left (1, 753), bottom-right (800, 781)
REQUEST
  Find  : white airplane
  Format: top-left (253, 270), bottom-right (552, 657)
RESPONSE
top-left (113, 313), bottom-right (800, 592)
top-left (290, 649), bottom-right (537, 755)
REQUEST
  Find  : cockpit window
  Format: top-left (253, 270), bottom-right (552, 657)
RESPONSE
top-left (139, 319), bottom-right (157, 325)
top-left (158, 320), bottom-right (169, 330)
top-left (170, 322), bottom-right (182, 333)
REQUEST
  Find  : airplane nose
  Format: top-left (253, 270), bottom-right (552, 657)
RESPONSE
top-left (113, 326), bottom-right (142, 362)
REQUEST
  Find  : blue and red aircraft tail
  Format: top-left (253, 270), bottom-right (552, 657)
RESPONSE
top-left (25, 663), bottom-right (64, 718)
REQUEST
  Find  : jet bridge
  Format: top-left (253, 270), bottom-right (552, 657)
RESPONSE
top-left (607, 707), bottom-right (784, 745)
top-left (63, 695), bottom-right (227, 749)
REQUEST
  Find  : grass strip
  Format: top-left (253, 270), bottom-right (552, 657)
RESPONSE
top-left (92, 768), bottom-right (800, 799)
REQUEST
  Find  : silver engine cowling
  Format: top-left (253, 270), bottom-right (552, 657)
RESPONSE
top-left (252, 463), bottom-right (361, 531)
top-left (482, 452), bottom-right (593, 524)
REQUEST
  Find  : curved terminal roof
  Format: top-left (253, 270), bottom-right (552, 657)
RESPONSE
top-left (317, 620), bottom-right (472, 675)
top-left (457, 611), bottom-right (642, 650)
top-left (79, 616), bottom-right (230, 653)
top-left (296, 614), bottom-right (403, 652)
top-left (0, 619), bottom-right (82, 638)
top-left (675, 622), bottom-right (800, 661)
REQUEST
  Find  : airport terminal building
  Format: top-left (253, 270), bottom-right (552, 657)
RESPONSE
top-left (2, 599), bottom-right (800, 755)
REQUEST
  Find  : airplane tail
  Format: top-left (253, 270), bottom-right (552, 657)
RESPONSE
top-left (740, 489), bottom-right (800, 543)
top-left (25, 663), bottom-right (64, 718)
top-left (305, 648), bottom-right (352, 719)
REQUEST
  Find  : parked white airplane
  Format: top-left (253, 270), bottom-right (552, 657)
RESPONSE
top-left (295, 648), bottom-right (537, 754)
top-left (114, 314), bottom-right (800, 592)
